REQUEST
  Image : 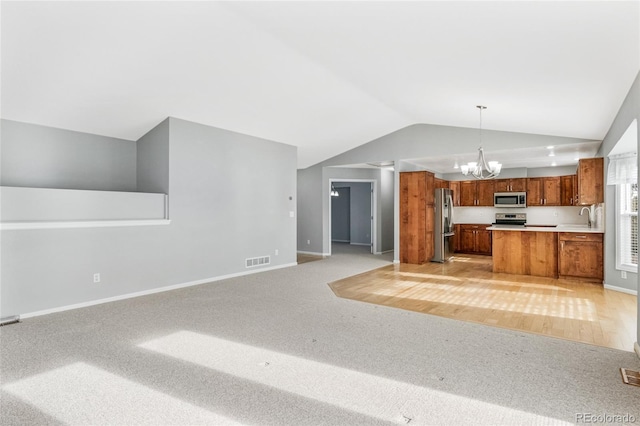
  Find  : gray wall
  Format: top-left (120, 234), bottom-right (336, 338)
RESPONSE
top-left (331, 187), bottom-right (350, 242)
top-left (442, 165), bottom-right (577, 181)
top-left (333, 182), bottom-right (372, 245)
top-left (349, 182), bottom-right (371, 245)
top-left (297, 166), bottom-right (323, 253)
top-left (1, 119), bottom-right (137, 191)
top-left (595, 71), bottom-right (640, 347)
top-left (0, 117), bottom-right (297, 316)
top-left (380, 169), bottom-right (394, 253)
top-left (137, 118), bottom-right (170, 194)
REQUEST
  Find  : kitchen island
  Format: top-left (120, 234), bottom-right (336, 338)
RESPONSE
top-left (487, 224), bottom-right (604, 281)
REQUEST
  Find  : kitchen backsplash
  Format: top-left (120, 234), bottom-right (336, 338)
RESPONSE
top-left (454, 205), bottom-right (604, 228)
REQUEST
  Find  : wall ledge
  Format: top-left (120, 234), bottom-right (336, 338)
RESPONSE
top-left (1, 219), bottom-right (171, 230)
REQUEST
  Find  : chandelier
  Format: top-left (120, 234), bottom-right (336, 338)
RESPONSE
top-left (460, 106), bottom-right (502, 179)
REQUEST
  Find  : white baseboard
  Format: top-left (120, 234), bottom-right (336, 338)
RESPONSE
top-left (350, 242), bottom-right (372, 246)
top-left (331, 239), bottom-right (350, 243)
top-left (635, 342), bottom-right (640, 359)
top-left (603, 284), bottom-right (638, 295)
top-left (297, 250), bottom-right (327, 256)
top-left (20, 262), bottom-right (297, 320)
top-left (393, 259), bottom-right (400, 264)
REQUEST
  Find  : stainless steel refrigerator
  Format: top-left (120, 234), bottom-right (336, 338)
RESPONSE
top-left (432, 188), bottom-right (455, 262)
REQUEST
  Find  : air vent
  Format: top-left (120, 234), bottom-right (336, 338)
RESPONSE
top-left (246, 256), bottom-right (271, 268)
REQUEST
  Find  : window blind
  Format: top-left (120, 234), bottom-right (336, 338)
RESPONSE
top-left (608, 153), bottom-right (637, 185)
top-left (616, 182), bottom-right (638, 271)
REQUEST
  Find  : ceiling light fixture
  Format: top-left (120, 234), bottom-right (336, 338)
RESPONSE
top-left (460, 106), bottom-right (502, 179)
top-left (330, 185), bottom-right (339, 197)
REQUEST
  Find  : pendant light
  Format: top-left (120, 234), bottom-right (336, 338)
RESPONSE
top-left (460, 106), bottom-right (502, 179)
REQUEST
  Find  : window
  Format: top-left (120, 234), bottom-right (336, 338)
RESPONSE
top-left (616, 182), bottom-right (638, 272)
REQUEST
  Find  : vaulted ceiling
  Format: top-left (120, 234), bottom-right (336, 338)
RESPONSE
top-left (2, 2), bottom-right (638, 169)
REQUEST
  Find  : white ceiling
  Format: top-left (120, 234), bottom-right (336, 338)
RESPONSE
top-left (2, 2), bottom-right (639, 169)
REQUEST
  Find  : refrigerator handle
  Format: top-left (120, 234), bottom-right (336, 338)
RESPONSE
top-left (447, 193), bottom-right (454, 230)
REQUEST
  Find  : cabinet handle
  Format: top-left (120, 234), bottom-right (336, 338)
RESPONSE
top-left (561, 242), bottom-right (564, 250)
top-left (540, 198), bottom-right (543, 204)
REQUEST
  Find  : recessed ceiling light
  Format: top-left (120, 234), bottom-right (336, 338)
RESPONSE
top-left (548, 152), bottom-right (555, 157)
top-left (551, 162), bottom-right (557, 166)
top-left (546, 146), bottom-right (554, 149)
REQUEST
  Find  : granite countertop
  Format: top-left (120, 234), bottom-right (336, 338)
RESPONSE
top-left (485, 224), bottom-right (604, 233)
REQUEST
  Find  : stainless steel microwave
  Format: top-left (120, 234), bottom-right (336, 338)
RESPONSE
top-left (494, 192), bottom-right (526, 208)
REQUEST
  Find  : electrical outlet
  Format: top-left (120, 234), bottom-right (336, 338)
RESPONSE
top-left (289, 211), bottom-right (295, 218)
top-left (275, 249), bottom-right (279, 255)
top-left (621, 271), bottom-right (627, 279)
top-left (553, 211), bottom-right (558, 217)
top-left (93, 273), bottom-right (101, 283)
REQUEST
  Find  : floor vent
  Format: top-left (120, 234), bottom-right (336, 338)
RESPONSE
top-left (620, 368), bottom-right (640, 387)
top-left (246, 256), bottom-right (271, 268)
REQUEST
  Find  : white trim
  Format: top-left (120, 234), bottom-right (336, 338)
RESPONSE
top-left (393, 259), bottom-right (401, 264)
top-left (297, 250), bottom-right (328, 256)
top-left (350, 242), bottom-right (372, 246)
top-left (19, 262), bottom-right (296, 319)
top-left (1, 219), bottom-right (171, 230)
top-left (635, 342), bottom-right (640, 359)
top-left (603, 284), bottom-right (638, 296)
top-left (374, 249), bottom-right (394, 255)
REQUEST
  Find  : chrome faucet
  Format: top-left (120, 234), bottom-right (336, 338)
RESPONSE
top-left (579, 206), bottom-right (592, 227)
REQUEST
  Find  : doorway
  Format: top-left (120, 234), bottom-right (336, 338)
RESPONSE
top-left (329, 180), bottom-right (374, 255)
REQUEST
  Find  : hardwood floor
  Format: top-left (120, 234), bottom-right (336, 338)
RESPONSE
top-left (329, 254), bottom-right (637, 352)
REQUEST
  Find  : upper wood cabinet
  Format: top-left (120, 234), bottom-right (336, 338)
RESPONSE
top-left (434, 178), bottom-right (449, 189)
top-left (449, 181), bottom-right (461, 207)
top-left (399, 171), bottom-right (435, 264)
top-left (494, 178), bottom-right (526, 192)
top-left (560, 175), bottom-right (577, 206)
top-left (460, 180), bottom-right (495, 206)
top-left (577, 157), bottom-right (604, 205)
top-left (527, 177), bottom-right (561, 206)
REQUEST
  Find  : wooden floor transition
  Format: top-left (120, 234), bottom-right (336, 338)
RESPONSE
top-left (329, 254), bottom-right (637, 352)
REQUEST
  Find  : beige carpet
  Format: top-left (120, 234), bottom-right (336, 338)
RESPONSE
top-left (1, 243), bottom-right (639, 425)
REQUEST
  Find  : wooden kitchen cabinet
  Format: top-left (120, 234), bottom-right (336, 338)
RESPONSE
top-left (577, 157), bottom-right (604, 205)
top-left (527, 177), bottom-right (561, 206)
top-left (400, 171), bottom-right (435, 264)
top-left (495, 178), bottom-right (526, 192)
top-left (560, 175), bottom-right (577, 206)
top-left (460, 180), bottom-right (495, 206)
top-left (492, 230), bottom-right (558, 278)
top-left (452, 224), bottom-right (461, 252)
top-left (449, 181), bottom-right (461, 207)
top-left (558, 232), bottom-right (603, 282)
top-left (434, 178), bottom-right (449, 189)
top-left (458, 224), bottom-right (492, 255)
